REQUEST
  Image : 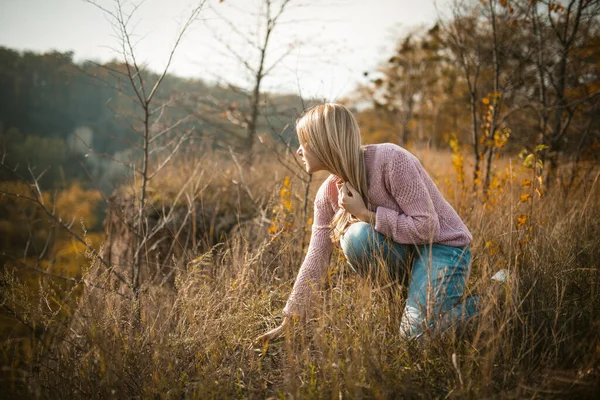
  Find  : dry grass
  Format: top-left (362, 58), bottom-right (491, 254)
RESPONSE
top-left (3, 148), bottom-right (600, 399)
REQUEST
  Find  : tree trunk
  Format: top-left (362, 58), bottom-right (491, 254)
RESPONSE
top-left (484, 0), bottom-right (501, 192)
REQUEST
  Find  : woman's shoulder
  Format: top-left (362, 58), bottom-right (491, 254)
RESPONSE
top-left (316, 174), bottom-right (340, 201)
top-left (364, 143), bottom-right (419, 169)
top-left (313, 174), bottom-right (339, 215)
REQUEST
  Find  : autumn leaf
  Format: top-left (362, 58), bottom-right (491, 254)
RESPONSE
top-left (282, 199), bottom-right (292, 212)
top-left (523, 154), bottom-right (535, 169)
top-left (520, 193), bottom-right (532, 203)
top-left (283, 175), bottom-right (292, 189)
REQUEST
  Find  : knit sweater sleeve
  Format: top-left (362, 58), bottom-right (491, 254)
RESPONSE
top-left (374, 154), bottom-right (441, 244)
top-left (283, 178), bottom-right (336, 316)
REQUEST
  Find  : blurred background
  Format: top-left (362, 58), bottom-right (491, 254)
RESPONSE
top-left (0, 0), bottom-right (599, 397)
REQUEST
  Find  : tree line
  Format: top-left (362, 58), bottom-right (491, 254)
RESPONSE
top-left (0, 46), bottom-right (303, 192)
top-left (356, 0), bottom-right (599, 190)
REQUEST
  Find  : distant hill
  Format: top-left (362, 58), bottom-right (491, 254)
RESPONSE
top-left (0, 46), bottom-right (306, 191)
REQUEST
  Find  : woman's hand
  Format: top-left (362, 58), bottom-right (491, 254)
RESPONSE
top-left (254, 316), bottom-right (290, 343)
top-left (339, 182), bottom-right (375, 223)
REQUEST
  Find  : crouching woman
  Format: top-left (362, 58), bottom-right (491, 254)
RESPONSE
top-left (256, 103), bottom-right (477, 342)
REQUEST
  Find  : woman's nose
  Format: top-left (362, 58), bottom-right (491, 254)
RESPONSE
top-left (296, 147), bottom-right (302, 156)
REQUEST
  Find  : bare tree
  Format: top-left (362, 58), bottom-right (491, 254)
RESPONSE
top-left (529, 0), bottom-right (600, 186)
top-left (83, 0), bottom-right (207, 323)
top-left (199, 0), bottom-right (301, 165)
top-left (441, 0), bottom-right (485, 190)
top-left (371, 32), bottom-right (422, 146)
top-left (442, 0), bottom-right (528, 192)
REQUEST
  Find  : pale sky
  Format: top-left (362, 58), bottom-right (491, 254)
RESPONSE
top-left (0, 0), bottom-right (441, 100)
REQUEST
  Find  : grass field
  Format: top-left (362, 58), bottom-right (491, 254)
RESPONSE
top-left (3, 147), bottom-right (599, 399)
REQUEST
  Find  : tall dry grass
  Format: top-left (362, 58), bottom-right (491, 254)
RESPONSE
top-left (4, 147), bottom-right (600, 399)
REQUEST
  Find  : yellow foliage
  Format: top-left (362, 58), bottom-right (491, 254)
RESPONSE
top-left (50, 233), bottom-right (104, 277)
top-left (523, 154), bottom-right (535, 169)
top-left (484, 240), bottom-right (500, 256)
top-left (269, 176), bottom-right (294, 236)
top-left (448, 135), bottom-right (465, 185)
top-left (494, 128), bottom-right (510, 149)
top-left (449, 136), bottom-right (460, 153)
top-left (452, 155), bottom-right (465, 184)
top-left (56, 183), bottom-right (102, 228)
top-left (1, 181), bottom-right (104, 311)
top-left (490, 176), bottom-right (501, 191)
top-left (355, 109), bottom-right (399, 144)
top-left (516, 214), bottom-right (528, 228)
top-left (520, 193), bottom-right (532, 203)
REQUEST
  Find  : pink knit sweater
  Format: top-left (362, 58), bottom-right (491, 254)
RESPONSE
top-left (283, 143), bottom-right (473, 316)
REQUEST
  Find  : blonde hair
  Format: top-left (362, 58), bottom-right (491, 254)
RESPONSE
top-left (296, 103), bottom-right (369, 241)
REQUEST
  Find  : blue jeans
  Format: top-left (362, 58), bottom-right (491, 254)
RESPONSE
top-left (340, 222), bottom-right (477, 338)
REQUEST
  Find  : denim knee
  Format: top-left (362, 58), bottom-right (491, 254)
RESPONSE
top-left (400, 245), bottom-right (476, 338)
top-left (340, 222), bottom-right (372, 269)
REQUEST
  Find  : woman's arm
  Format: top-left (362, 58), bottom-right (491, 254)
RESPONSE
top-left (254, 315), bottom-right (290, 342)
top-left (255, 177), bottom-right (336, 343)
top-left (282, 179), bottom-right (336, 316)
top-left (374, 156), bottom-right (441, 244)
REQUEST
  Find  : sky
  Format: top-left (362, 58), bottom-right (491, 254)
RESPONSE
top-left (0, 0), bottom-right (441, 101)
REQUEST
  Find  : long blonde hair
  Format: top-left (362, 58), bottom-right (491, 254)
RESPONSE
top-left (296, 103), bottom-right (369, 241)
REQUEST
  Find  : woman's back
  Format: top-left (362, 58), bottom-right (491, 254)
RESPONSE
top-left (318, 143), bottom-right (471, 247)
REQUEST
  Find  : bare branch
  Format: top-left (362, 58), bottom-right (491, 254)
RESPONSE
top-left (228, 147), bottom-right (259, 207)
top-left (208, 7), bottom-right (262, 52)
top-left (147, 1), bottom-right (207, 104)
top-left (149, 115), bottom-right (192, 144)
top-left (116, 0), bottom-right (147, 101)
top-left (262, 44), bottom-right (296, 78)
top-left (0, 184), bottom-right (128, 286)
top-left (148, 128), bottom-right (192, 180)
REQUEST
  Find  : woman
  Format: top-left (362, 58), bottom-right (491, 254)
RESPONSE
top-left (256, 103), bottom-right (477, 342)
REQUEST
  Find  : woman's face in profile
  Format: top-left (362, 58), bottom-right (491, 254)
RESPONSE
top-left (297, 143), bottom-right (325, 174)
